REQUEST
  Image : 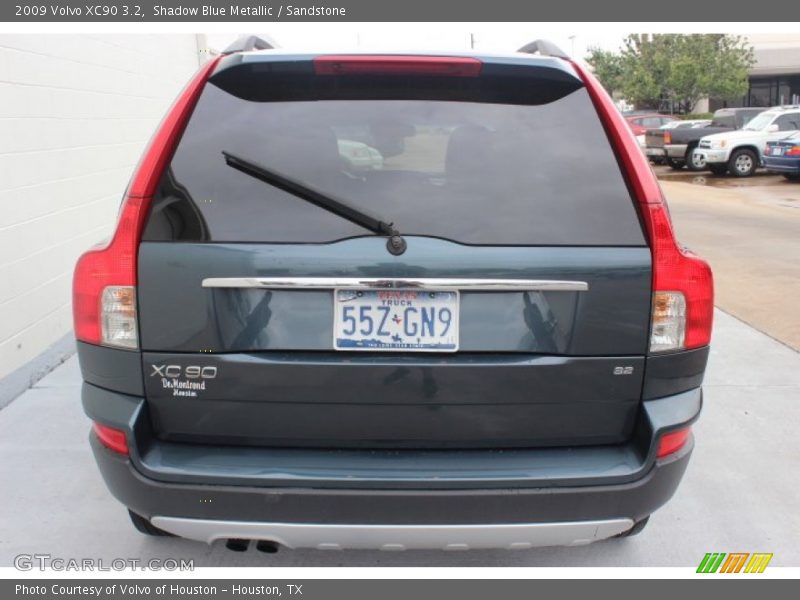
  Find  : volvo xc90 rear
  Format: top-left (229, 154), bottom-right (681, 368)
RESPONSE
top-left (74, 39), bottom-right (713, 550)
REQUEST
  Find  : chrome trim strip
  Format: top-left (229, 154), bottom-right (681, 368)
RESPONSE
top-left (201, 277), bottom-right (589, 292)
top-left (150, 517), bottom-right (632, 549)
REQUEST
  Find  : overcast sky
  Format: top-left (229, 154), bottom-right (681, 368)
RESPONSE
top-left (206, 24), bottom-right (627, 59)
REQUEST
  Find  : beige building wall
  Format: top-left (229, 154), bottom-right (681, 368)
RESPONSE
top-left (0, 34), bottom-right (202, 384)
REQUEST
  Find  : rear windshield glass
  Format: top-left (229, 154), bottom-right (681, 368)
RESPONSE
top-left (144, 67), bottom-right (645, 246)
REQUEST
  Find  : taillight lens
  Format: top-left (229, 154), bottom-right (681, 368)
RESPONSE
top-left (571, 61), bottom-right (714, 353)
top-left (72, 197), bottom-right (148, 348)
top-left (664, 131), bottom-right (672, 144)
top-left (657, 427), bottom-right (691, 458)
top-left (72, 57), bottom-right (219, 349)
top-left (101, 286), bottom-right (138, 349)
top-left (313, 55), bottom-right (482, 77)
top-left (93, 422), bottom-right (129, 455)
top-left (644, 203), bottom-right (714, 351)
top-left (650, 291), bottom-right (686, 352)
top-left (786, 145), bottom-right (800, 156)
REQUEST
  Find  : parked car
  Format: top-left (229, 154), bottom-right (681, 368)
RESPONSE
top-left (73, 38), bottom-right (713, 550)
top-left (694, 106), bottom-right (800, 176)
top-left (644, 120), bottom-right (711, 164)
top-left (763, 134), bottom-right (800, 180)
top-left (625, 113), bottom-right (680, 136)
top-left (645, 108), bottom-right (763, 171)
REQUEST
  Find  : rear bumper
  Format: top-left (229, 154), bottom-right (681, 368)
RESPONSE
top-left (83, 382), bottom-right (700, 548)
top-left (150, 516), bottom-right (634, 549)
top-left (763, 157), bottom-right (800, 173)
top-left (665, 144), bottom-right (688, 158)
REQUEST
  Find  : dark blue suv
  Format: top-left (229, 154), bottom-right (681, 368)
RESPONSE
top-left (73, 38), bottom-right (713, 550)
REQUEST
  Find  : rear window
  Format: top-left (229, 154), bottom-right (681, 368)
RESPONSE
top-left (144, 64), bottom-right (645, 246)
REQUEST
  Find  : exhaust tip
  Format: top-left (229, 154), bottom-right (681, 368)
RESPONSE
top-left (225, 538), bottom-right (250, 552)
top-left (255, 540), bottom-right (280, 554)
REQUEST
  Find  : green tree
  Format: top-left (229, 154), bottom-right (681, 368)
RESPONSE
top-left (585, 47), bottom-right (623, 95)
top-left (589, 34), bottom-right (755, 113)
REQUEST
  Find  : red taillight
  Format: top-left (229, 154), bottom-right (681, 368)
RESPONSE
top-left (657, 427), bottom-right (691, 458)
top-left (571, 61), bottom-right (714, 351)
top-left (786, 145), bottom-right (800, 156)
top-left (72, 57), bottom-right (220, 347)
top-left (93, 422), bottom-right (129, 455)
top-left (313, 55), bottom-right (482, 77)
top-left (663, 131), bottom-right (672, 144)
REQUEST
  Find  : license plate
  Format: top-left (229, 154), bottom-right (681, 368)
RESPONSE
top-left (772, 147), bottom-right (784, 156)
top-left (333, 289), bottom-right (459, 352)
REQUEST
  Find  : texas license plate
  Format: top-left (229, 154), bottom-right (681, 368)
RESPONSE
top-left (333, 289), bottom-right (459, 352)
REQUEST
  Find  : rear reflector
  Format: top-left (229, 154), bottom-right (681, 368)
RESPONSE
top-left (93, 422), bottom-right (129, 455)
top-left (72, 57), bottom-right (220, 348)
top-left (657, 427), bottom-right (691, 458)
top-left (314, 55), bottom-right (482, 77)
top-left (570, 60), bottom-right (714, 352)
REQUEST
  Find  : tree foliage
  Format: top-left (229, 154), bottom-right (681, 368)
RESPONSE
top-left (585, 48), bottom-right (623, 95)
top-left (587, 34), bottom-right (755, 112)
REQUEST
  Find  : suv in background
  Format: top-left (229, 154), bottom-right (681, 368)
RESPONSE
top-left (645, 108), bottom-right (763, 171)
top-left (73, 38), bottom-right (713, 551)
top-left (695, 106), bottom-right (800, 176)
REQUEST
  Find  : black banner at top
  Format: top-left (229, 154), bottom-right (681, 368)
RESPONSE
top-left (1, 0), bottom-right (797, 22)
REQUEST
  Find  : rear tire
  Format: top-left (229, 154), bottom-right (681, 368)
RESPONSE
top-left (727, 149), bottom-right (758, 177)
top-left (128, 510), bottom-right (174, 537)
top-left (665, 157), bottom-right (684, 170)
top-left (616, 516), bottom-right (650, 538)
top-left (685, 147), bottom-right (706, 171)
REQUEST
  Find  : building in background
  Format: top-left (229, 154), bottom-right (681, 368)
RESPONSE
top-left (0, 34), bottom-right (205, 403)
top-left (745, 34), bottom-right (800, 106)
top-left (706, 34), bottom-right (800, 111)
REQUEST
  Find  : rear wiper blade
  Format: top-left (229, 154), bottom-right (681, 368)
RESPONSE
top-left (222, 151), bottom-right (406, 255)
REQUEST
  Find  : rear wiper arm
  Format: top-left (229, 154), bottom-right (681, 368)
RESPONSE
top-left (222, 150), bottom-right (407, 255)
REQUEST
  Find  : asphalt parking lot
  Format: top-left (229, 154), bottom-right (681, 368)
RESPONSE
top-left (659, 166), bottom-right (800, 350)
top-left (1, 171), bottom-right (799, 568)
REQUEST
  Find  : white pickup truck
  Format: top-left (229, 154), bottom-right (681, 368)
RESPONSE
top-left (694, 106), bottom-right (800, 176)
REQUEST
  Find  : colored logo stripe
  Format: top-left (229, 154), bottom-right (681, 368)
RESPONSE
top-left (697, 553), bottom-right (726, 573)
top-left (744, 553), bottom-right (773, 573)
top-left (697, 552), bottom-right (773, 573)
top-left (720, 553), bottom-right (749, 573)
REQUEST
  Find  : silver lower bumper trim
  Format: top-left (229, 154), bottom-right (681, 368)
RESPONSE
top-left (150, 517), bottom-right (634, 550)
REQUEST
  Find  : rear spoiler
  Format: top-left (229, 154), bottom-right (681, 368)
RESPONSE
top-left (222, 35), bottom-right (276, 54)
top-left (517, 39), bottom-right (569, 59)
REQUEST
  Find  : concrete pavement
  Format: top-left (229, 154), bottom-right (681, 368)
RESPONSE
top-left (1, 309), bottom-right (798, 567)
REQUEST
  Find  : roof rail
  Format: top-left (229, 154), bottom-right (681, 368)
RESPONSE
top-left (222, 35), bottom-right (275, 55)
top-left (517, 39), bottom-right (569, 60)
